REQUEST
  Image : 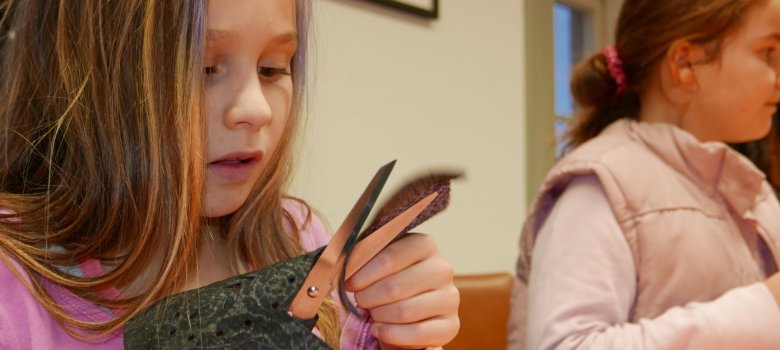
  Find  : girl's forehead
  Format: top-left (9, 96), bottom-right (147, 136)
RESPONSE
top-left (741, 0), bottom-right (780, 36)
top-left (711, 0), bottom-right (780, 51)
top-left (206, 0), bottom-right (296, 35)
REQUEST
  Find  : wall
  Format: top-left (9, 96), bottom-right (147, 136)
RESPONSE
top-left (288, 0), bottom-right (527, 274)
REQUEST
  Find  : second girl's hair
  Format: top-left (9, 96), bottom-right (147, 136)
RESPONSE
top-left (566, 0), bottom-right (756, 148)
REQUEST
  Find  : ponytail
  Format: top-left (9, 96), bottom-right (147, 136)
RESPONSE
top-left (566, 49), bottom-right (640, 148)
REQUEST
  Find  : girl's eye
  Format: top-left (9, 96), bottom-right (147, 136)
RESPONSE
top-left (204, 66), bottom-right (218, 76)
top-left (763, 47), bottom-right (778, 66)
top-left (258, 67), bottom-right (291, 81)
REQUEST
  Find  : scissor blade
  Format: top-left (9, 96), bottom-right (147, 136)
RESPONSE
top-left (289, 160), bottom-right (395, 320)
top-left (343, 191), bottom-right (438, 279)
top-left (338, 160), bottom-right (395, 243)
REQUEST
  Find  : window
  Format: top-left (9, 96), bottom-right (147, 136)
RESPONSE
top-left (553, 0), bottom-right (604, 155)
top-left (524, 0), bottom-right (621, 203)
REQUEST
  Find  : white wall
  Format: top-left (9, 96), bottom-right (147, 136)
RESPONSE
top-left (605, 0), bottom-right (623, 43)
top-left (289, 0), bottom-right (527, 274)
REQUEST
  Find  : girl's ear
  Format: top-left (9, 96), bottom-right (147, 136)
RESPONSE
top-left (665, 40), bottom-right (706, 88)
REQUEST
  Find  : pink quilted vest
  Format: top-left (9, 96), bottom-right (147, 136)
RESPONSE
top-left (508, 119), bottom-right (780, 348)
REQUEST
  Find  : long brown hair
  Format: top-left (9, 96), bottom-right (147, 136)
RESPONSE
top-left (566, 0), bottom-right (757, 148)
top-left (0, 0), bottom-right (339, 346)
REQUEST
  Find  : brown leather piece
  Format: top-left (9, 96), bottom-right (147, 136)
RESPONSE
top-left (344, 192), bottom-right (437, 278)
top-left (446, 273), bottom-right (513, 350)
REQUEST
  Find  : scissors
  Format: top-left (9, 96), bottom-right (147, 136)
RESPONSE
top-left (289, 160), bottom-right (440, 322)
top-left (123, 160), bottom-right (445, 349)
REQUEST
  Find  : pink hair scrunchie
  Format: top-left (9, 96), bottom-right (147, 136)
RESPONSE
top-left (602, 45), bottom-right (628, 96)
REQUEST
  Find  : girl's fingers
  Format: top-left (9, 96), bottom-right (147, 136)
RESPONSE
top-left (346, 233), bottom-right (438, 292)
top-left (344, 232), bottom-right (460, 348)
top-left (353, 254), bottom-right (454, 309)
top-left (367, 285), bottom-right (460, 324)
top-left (373, 316), bottom-right (461, 349)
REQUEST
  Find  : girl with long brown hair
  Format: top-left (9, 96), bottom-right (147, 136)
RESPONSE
top-left (510, 0), bottom-right (780, 348)
top-left (0, 0), bottom-right (460, 349)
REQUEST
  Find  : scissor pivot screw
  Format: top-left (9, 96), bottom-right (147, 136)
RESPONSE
top-left (307, 286), bottom-right (319, 298)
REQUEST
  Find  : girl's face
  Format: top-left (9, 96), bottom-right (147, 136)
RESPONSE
top-left (202, 0), bottom-right (297, 217)
top-left (684, 0), bottom-right (780, 143)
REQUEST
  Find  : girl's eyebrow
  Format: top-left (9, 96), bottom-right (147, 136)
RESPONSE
top-left (207, 29), bottom-right (241, 44)
top-left (206, 29), bottom-right (298, 45)
top-left (760, 32), bottom-right (780, 42)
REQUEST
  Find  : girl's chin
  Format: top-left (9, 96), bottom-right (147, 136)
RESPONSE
top-left (201, 196), bottom-right (248, 218)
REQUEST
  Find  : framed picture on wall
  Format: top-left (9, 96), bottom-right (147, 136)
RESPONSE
top-left (364, 0), bottom-right (439, 19)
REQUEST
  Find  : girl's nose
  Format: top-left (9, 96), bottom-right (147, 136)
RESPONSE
top-left (223, 75), bottom-right (272, 130)
top-left (775, 70), bottom-right (780, 89)
top-left (774, 61), bottom-right (780, 89)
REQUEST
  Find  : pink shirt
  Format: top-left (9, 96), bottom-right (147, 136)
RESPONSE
top-left (0, 201), bottom-right (377, 349)
top-left (527, 175), bottom-right (780, 349)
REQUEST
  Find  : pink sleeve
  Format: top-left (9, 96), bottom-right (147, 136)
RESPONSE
top-left (0, 254), bottom-right (122, 349)
top-left (527, 175), bottom-right (780, 349)
top-left (282, 199), bottom-right (329, 251)
top-left (0, 257), bottom-right (34, 349)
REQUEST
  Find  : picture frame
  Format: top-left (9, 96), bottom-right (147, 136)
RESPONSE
top-left (364, 0), bottom-right (439, 19)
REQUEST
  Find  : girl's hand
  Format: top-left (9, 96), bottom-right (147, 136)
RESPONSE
top-left (345, 233), bottom-right (460, 349)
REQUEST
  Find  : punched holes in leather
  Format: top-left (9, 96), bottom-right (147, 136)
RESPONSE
top-left (124, 247), bottom-right (330, 350)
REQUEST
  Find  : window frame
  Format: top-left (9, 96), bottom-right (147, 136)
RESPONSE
top-left (523, 0), bottom-right (621, 204)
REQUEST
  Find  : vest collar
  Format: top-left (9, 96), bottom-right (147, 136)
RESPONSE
top-left (618, 119), bottom-right (766, 218)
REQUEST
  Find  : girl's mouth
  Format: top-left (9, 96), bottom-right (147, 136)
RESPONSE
top-left (208, 151), bottom-right (263, 183)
